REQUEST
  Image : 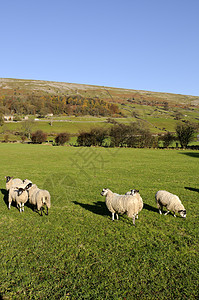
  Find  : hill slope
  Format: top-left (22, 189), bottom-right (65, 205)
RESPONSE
top-left (0, 78), bottom-right (199, 108)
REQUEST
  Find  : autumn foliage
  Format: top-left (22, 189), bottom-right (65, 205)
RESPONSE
top-left (0, 94), bottom-right (121, 117)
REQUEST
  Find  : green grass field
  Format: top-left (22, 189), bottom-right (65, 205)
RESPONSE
top-left (0, 144), bottom-right (198, 299)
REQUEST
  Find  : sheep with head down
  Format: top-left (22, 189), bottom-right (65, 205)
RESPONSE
top-left (101, 188), bottom-right (143, 225)
top-left (155, 190), bottom-right (186, 218)
top-left (26, 184), bottom-right (51, 216)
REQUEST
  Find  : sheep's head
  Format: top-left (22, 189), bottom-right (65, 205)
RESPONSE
top-left (5, 176), bottom-right (13, 183)
top-left (130, 189), bottom-right (139, 195)
top-left (101, 188), bottom-right (110, 196)
top-left (25, 182), bottom-right (33, 190)
top-left (179, 209), bottom-right (186, 218)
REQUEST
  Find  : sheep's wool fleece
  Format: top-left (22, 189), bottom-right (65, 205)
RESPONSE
top-left (9, 187), bottom-right (28, 204)
top-left (155, 190), bottom-right (185, 212)
top-left (105, 190), bottom-right (141, 217)
top-left (6, 178), bottom-right (23, 190)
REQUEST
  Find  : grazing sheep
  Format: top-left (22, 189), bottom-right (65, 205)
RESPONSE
top-left (35, 189), bottom-right (51, 215)
top-left (8, 186), bottom-right (29, 212)
top-left (26, 184), bottom-right (51, 216)
top-left (155, 190), bottom-right (186, 218)
top-left (101, 188), bottom-right (143, 225)
top-left (5, 176), bottom-right (23, 191)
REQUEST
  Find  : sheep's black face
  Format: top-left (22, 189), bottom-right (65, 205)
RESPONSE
top-left (101, 188), bottom-right (108, 196)
top-left (179, 210), bottom-right (186, 218)
top-left (25, 183), bottom-right (32, 190)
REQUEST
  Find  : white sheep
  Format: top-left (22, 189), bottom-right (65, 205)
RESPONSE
top-left (8, 186), bottom-right (29, 212)
top-left (5, 176), bottom-right (23, 191)
top-left (155, 190), bottom-right (186, 218)
top-left (101, 188), bottom-right (143, 225)
top-left (26, 184), bottom-right (51, 216)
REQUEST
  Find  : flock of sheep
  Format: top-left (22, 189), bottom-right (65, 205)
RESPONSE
top-left (101, 188), bottom-right (186, 225)
top-left (5, 176), bottom-right (186, 223)
top-left (5, 176), bottom-right (51, 216)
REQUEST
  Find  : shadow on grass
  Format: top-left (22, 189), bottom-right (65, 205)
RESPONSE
top-left (185, 187), bottom-right (199, 193)
top-left (73, 200), bottom-right (108, 216)
top-left (179, 152), bottom-right (199, 158)
top-left (1, 188), bottom-right (10, 208)
top-left (0, 188), bottom-right (19, 210)
top-left (143, 203), bottom-right (159, 213)
top-left (73, 201), bottom-right (160, 216)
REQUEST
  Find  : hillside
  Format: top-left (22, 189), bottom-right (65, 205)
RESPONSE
top-left (0, 78), bottom-right (199, 141)
top-left (0, 78), bottom-right (199, 108)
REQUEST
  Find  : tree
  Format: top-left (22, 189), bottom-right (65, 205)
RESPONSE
top-left (21, 119), bottom-right (34, 139)
top-left (89, 128), bottom-right (108, 146)
top-left (31, 130), bottom-right (47, 144)
top-left (161, 131), bottom-right (175, 148)
top-left (0, 114), bottom-right (4, 126)
top-left (175, 122), bottom-right (195, 148)
top-left (77, 131), bottom-right (93, 147)
top-left (55, 132), bottom-right (70, 146)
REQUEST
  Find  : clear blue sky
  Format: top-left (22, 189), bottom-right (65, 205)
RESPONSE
top-left (1, 0), bottom-right (199, 96)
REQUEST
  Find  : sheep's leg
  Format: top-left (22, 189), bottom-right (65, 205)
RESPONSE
top-left (22, 203), bottom-right (24, 212)
top-left (136, 213), bottom-right (138, 219)
top-left (173, 212), bottom-right (176, 217)
top-left (46, 207), bottom-right (48, 215)
top-left (116, 213), bottom-right (119, 220)
top-left (40, 207), bottom-right (44, 216)
top-left (132, 216), bottom-right (136, 226)
top-left (157, 202), bottom-right (163, 214)
top-left (18, 203), bottom-right (22, 213)
top-left (112, 213), bottom-right (114, 221)
top-left (8, 202), bottom-right (11, 209)
top-left (164, 210), bottom-right (170, 215)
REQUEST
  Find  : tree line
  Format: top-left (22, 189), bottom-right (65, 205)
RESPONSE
top-left (77, 121), bottom-right (197, 149)
top-left (26, 121), bottom-right (196, 149)
top-left (0, 94), bottom-right (121, 117)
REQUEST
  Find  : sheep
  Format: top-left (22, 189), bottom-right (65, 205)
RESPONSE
top-left (8, 186), bottom-right (29, 212)
top-left (101, 188), bottom-right (143, 225)
top-left (125, 189), bottom-right (139, 196)
top-left (26, 184), bottom-right (51, 216)
top-left (22, 179), bottom-right (32, 186)
top-left (155, 190), bottom-right (186, 218)
top-left (5, 176), bottom-right (23, 191)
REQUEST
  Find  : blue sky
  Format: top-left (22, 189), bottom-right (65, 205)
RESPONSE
top-left (1, 0), bottom-right (199, 96)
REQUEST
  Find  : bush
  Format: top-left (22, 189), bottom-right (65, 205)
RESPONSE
top-left (31, 130), bottom-right (47, 144)
top-left (160, 131), bottom-right (175, 148)
top-left (77, 128), bottom-right (108, 147)
top-left (55, 132), bottom-right (70, 146)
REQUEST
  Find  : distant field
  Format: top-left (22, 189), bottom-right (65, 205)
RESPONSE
top-left (0, 144), bottom-right (198, 299)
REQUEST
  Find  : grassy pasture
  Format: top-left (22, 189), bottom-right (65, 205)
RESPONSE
top-left (0, 144), bottom-right (198, 299)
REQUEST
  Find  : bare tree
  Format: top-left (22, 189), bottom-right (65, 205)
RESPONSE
top-left (21, 119), bottom-right (34, 139)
